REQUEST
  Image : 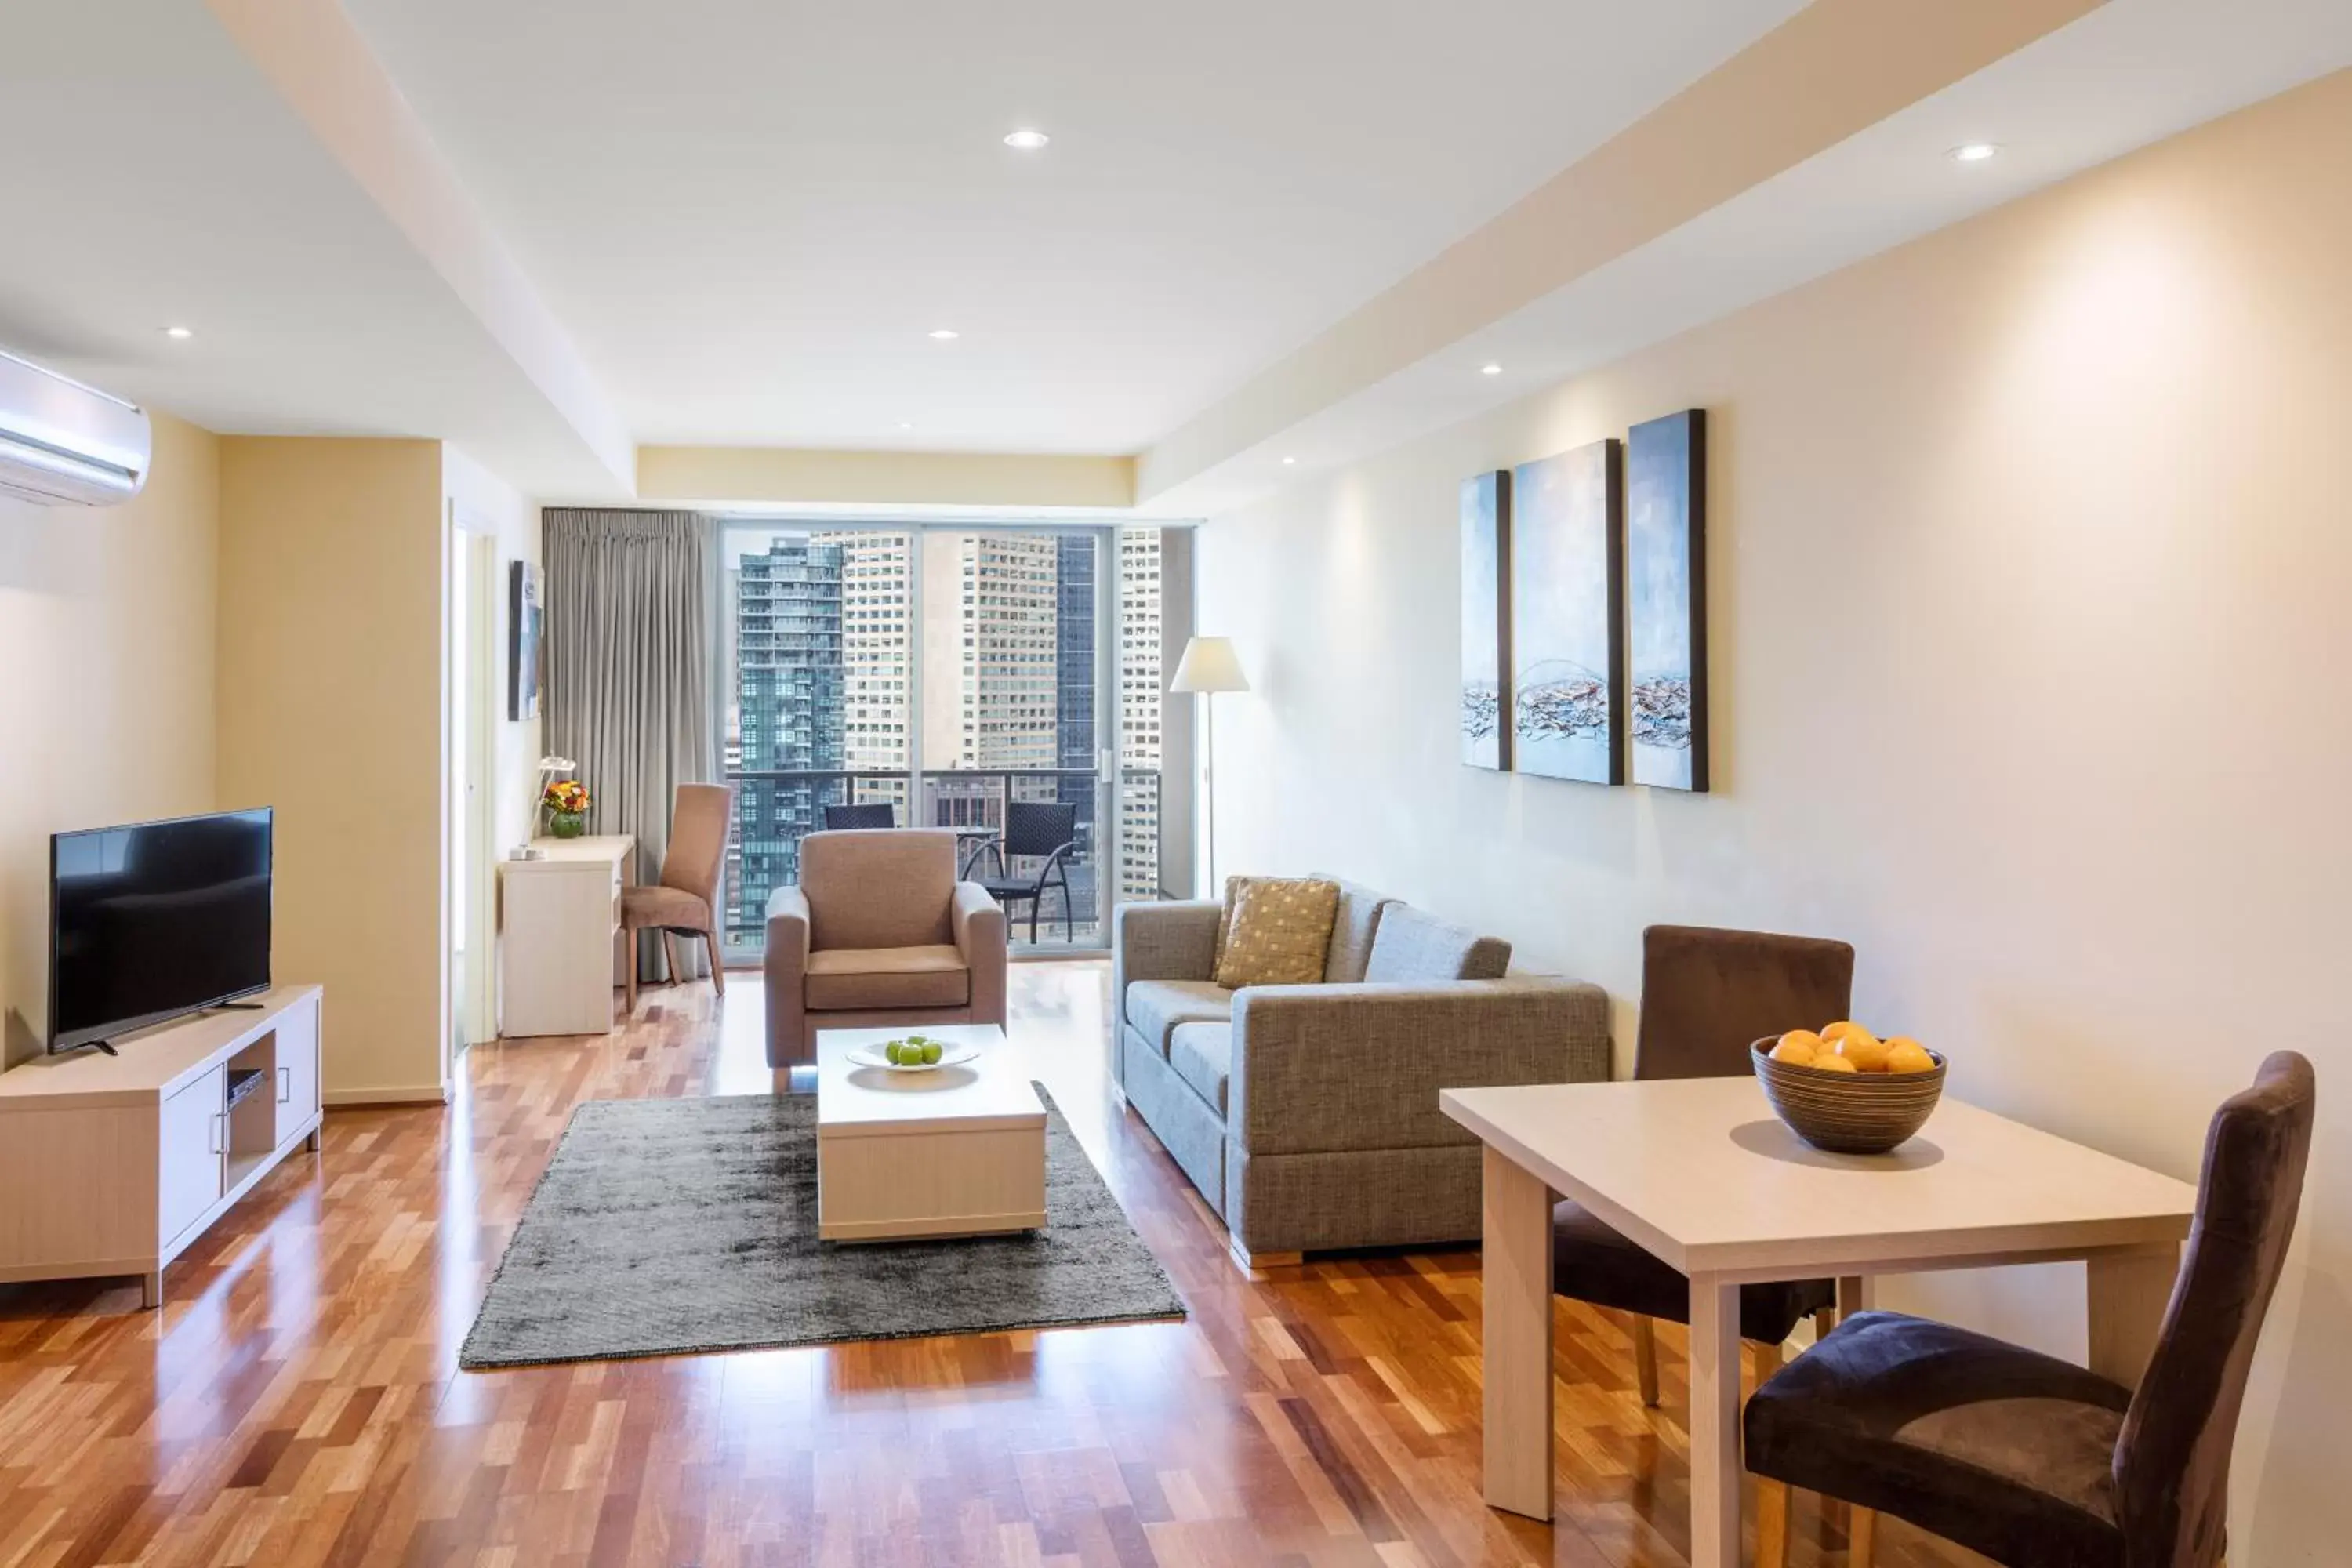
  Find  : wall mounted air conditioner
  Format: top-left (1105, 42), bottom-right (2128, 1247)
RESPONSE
top-left (0, 347), bottom-right (151, 506)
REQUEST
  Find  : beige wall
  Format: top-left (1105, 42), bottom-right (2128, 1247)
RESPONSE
top-left (1198, 71), bottom-right (2351, 1559)
top-left (218, 437), bottom-right (447, 1103)
top-left (0, 412), bottom-right (220, 1062)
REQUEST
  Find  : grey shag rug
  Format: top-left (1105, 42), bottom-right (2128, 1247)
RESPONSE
top-left (459, 1087), bottom-right (1185, 1368)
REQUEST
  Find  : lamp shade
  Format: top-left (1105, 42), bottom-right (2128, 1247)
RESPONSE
top-left (1169, 636), bottom-right (1248, 694)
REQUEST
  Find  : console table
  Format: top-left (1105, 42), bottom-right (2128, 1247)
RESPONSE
top-left (0, 985), bottom-right (325, 1308)
top-left (499, 834), bottom-right (634, 1036)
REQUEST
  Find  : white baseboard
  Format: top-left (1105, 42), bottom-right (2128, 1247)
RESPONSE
top-left (324, 1084), bottom-right (449, 1108)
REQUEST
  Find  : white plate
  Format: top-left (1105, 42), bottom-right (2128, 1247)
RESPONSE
top-left (848, 1040), bottom-right (983, 1073)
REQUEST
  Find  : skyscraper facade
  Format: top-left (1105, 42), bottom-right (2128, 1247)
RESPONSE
top-left (1116, 527), bottom-right (1164, 902)
top-left (731, 537), bottom-right (844, 932)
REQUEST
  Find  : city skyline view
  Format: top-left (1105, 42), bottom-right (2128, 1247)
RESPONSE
top-left (724, 524), bottom-right (1167, 952)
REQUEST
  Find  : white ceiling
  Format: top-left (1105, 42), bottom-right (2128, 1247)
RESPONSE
top-left (336, 0), bottom-right (1807, 453)
top-left (0, 0), bottom-right (2346, 503)
top-left (0, 2), bottom-right (625, 495)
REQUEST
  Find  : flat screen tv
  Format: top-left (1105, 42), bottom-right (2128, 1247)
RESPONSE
top-left (49, 808), bottom-right (273, 1054)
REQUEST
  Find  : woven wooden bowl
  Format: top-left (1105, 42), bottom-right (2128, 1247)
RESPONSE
top-left (1750, 1038), bottom-right (1947, 1154)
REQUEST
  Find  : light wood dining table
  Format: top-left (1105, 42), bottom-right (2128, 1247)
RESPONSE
top-left (1439, 1077), bottom-right (2198, 1567)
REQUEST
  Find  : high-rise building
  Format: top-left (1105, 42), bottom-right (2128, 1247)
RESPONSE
top-left (822, 530), bottom-right (913, 820)
top-left (1116, 528), bottom-right (1164, 902)
top-left (731, 538), bottom-right (843, 933)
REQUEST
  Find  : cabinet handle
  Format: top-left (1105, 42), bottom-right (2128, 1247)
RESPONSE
top-left (278, 1065), bottom-right (292, 1104)
top-left (208, 1113), bottom-right (224, 1156)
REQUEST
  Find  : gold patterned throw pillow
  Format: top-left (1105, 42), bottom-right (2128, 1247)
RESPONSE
top-left (1214, 877), bottom-right (1341, 989)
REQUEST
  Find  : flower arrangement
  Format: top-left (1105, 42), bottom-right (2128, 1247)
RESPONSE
top-left (541, 778), bottom-right (590, 838)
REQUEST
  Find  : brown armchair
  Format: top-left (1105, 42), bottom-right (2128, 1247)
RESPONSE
top-left (761, 829), bottom-right (1007, 1069)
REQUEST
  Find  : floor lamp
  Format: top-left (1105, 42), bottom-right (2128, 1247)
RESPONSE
top-left (1169, 637), bottom-right (1248, 898)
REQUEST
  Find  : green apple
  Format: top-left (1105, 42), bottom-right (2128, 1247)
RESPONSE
top-left (921, 1041), bottom-right (943, 1065)
top-left (884, 1040), bottom-right (906, 1065)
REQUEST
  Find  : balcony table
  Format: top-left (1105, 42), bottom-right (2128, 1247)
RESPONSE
top-left (1438, 1076), bottom-right (2198, 1566)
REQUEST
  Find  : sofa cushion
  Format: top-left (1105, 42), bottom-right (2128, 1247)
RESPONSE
top-left (1745, 1311), bottom-right (2129, 1568)
top-left (1124, 979), bottom-right (1232, 1058)
top-left (1214, 878), bottom-right (1340, 988)
top-left (804, 944), bottom-right (969, 1010)
top-left (1363, 905), bottom-right (1511, 982)
top-left (1169, 1022), bottom-right (1232, 1115)
top-left (800, 829), bottom-right (955, 950)
top-left (1312, 873), bottom-right (1392, 983)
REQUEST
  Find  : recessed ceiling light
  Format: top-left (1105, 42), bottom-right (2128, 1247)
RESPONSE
top-left (1281, 456), bottom-right (1296, 466)
top-left (1003, 129), bottom-right (1051, 151)
top-left (928, 328), bottom-right (960, 341)
top-left (1480, 362), bottom-right (1503, 376)
top-left (162, 326), bottom-right (194, 339)
top-left (1948, 142), bottom-right (2001, 163)
top-left (898, 421), bottom-right (916, 431)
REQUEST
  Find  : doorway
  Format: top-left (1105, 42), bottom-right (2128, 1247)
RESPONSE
top-left (447, 517), bottom-right (499, 1075)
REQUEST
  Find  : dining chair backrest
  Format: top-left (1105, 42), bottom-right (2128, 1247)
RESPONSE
top-left (2113, 1050), bottom-right (2315, 1568)
top-left (1001, 800), bottom-right (1077, 862)
top-left (825, 802), bottom-right (895, 831)
top-left (1633, 925), bottom-right (1856, 1081)
top-left (660, 783), bottom-right (732, 909)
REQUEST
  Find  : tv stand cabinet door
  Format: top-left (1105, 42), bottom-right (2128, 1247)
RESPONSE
top-left (158, 1066), bottom-right (227, 1247)
top-left (272, 995), bottom-right (321, 1148)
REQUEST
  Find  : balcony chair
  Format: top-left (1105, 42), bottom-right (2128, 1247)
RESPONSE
top-left (823, 802), bottom-right (895, 830)
top-left (1746, 1050), bottom-right (2317, 1568)
top-left (976, 800), bottom-right (1080, 944)
top-left (762, 828), bottom-right (1007, 1067)
top-left (618, 782), bottom-right (731, 1013)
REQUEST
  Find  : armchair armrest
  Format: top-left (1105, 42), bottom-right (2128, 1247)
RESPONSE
top-left (762, 886), bottom-right (811, 1068)
top-left (952, 881), bottom-right (1007, 1029)
top-left (1229, 978), bottom-right (1610, 1156)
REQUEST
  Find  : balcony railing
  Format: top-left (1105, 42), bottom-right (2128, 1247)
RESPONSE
top-left (721, 767), bottom-right (1160, 955)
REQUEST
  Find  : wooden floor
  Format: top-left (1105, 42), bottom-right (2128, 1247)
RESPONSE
top-left (0, 963), bottom-right (1983, 1568)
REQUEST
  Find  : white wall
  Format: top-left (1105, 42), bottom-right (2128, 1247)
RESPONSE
top-left (1197, 70), bottom-right (2351, 1561)
top-left (0, 412), bottom-right (220, 1062)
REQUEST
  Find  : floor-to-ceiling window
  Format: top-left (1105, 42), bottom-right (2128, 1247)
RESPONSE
top-left (719, 521), bottom-right (1174, 960)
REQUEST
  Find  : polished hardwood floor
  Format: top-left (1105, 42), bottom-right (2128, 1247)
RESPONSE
top-left (0, 964), bottom-right (1980, 1567)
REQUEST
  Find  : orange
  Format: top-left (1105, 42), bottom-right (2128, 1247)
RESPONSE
top-left (1771, 1029), bottom-right (1824, 1065)
top-left (1885, 1039), bottom-right (1936, 1074)
top-left (1821, 1020), bottom-right (1868, 1043)
top-left (1809, 1053), bottom-right (1860, 1075)
top-left (1836, 1029), bottom-right (1891, 1072)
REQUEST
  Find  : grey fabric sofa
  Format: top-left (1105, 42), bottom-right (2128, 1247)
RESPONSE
top-left (1112, 877), bottom-right (1610, 1268)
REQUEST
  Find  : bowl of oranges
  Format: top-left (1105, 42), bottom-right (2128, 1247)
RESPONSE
top-left (1751, 1023), bottom-right (1946, 1154)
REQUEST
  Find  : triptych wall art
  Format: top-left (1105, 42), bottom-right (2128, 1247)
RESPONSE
top-left (1458, 408), bottom-right (1707, 792)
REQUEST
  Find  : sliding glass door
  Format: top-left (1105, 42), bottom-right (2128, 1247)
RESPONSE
top-left (719, 521), bottom-right (1172, 960)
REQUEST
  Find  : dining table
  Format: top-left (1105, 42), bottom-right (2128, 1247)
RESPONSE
top-left (1439, 1076), bottom-right (2199, 1567)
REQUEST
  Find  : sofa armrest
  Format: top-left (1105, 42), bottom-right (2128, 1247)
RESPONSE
top-left (1229, 978), bottom-right (1610, 1156)
top-left (1112, 899), bottom-right (1221, 1004)
top-left (953, 881), bottom-right (1007, 1028)
top-left (763, 886), bottom-right (812, 1068)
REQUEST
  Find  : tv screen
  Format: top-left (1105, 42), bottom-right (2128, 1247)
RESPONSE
top-left (49, 808), bottom-right (273, 1054)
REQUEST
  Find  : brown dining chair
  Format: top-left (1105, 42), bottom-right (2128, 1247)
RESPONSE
top-left (1554, 925), bottom-right (1857, 1406)
top-left (1746, 1050), bottom-right (2317, 1568)
top-left (619, 782), bottom-right (732, 1012)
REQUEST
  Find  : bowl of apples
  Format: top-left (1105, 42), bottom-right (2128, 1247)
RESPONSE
top-left (1751, 1023), bottom-right (1946, 1154)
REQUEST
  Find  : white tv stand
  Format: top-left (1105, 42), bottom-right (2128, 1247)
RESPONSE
top-left (0, 985), bottom-right (323, 1308)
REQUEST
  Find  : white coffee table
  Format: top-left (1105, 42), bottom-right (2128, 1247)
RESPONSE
top-left (814, 1024), bottom-right (1047, 1243)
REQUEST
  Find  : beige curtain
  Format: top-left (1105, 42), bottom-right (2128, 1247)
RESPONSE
top-left (543, 509), bottom-right (719, 980)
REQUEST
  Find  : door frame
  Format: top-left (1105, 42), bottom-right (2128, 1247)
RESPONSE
top-left (446, 510), bottom-right (500, 1059)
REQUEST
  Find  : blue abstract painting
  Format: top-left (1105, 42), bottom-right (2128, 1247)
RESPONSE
top-left (1510, 439), bottom-right (1623, 786)
top-left (1628, 409), bottom-right (1708, 790)
top-left (1460, 470), bottom-right (1510, 770)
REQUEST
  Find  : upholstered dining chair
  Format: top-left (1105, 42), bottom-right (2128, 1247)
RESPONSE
top-left (1554, 925), bottom-right (1857, 1406)
top-left (1746, 1050), bottom-right (2316, 1568)
top-left (823, 802), bottom-right (895, 830)
top-left (977, 800), bottom-right (1080, 943)
top-left (618, 782), bottom-right (732, 1013)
